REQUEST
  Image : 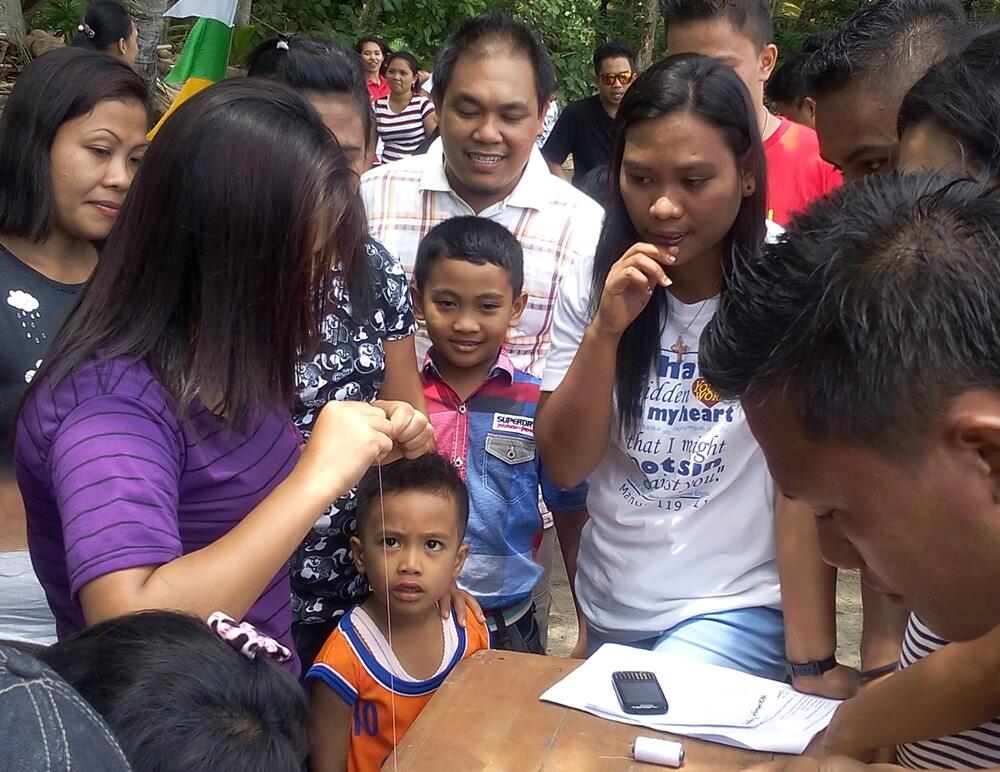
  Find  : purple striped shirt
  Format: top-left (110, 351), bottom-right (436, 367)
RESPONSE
top-left (15, 357), bottom-right (302, 675)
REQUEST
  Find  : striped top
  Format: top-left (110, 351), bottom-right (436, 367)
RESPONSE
top-left (359, 139), bottom-right (605, 378)
top-left (897, 614), bottom-right (1000, 768)
top-left (14, 357), bottom-right (303, 675)
top-left (373, 93), bottom-right (434, 163)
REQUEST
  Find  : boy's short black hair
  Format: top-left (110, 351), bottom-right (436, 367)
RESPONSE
top-left (37, 611), bottom-right (308, 771)
top-left (355, 454), bottom-right (470, 539)
top-left (701, 172), bottom-right (1000, 456)
top-left (432, 11), bottom-right (557, 112)
top-left (413, 216), bottom-right (524, 295)
top-left (802, 0), bottom-right (966, 99)
top-left (593, 42), bottom-right (636, 75)
top-left (765, 54), bottom-right (809, 107)
top-left (661, 0), bottom-right (774, 50)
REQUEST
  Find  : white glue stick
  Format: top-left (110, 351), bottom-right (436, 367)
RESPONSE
top-left (632, 736), bottom-right (685, 767)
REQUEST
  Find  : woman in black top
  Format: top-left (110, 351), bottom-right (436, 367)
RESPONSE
top-left (0, 48), bottom-right (148, 644)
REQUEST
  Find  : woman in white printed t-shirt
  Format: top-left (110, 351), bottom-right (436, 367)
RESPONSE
top-left (536, 54), bottom-right (786, 680)
top-left (373, 51), bottom-right (437, 164)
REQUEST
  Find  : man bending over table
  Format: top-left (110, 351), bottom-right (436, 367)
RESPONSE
top-left (700, 172), bottom-right (1000, 770)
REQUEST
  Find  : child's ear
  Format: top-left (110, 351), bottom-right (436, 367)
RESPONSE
top-left (349, 535), bottom-right (367, 575)
top-left (452, 542), bottom-right (470, 579)
top-left (410, 280), bottom-right (426, 322)
top-left (508, 291), bottom-right (528, 329)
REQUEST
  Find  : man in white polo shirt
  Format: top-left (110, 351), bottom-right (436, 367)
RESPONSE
top-left (360, 11), bottom-right (602, 654)
top-left (360, 11), bottom-right (603, 378)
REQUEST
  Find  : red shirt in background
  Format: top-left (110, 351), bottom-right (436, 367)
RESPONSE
top-left (764, 116), bottom-right (841, 226)
top-left (366, 74), bottom-right (390, 102)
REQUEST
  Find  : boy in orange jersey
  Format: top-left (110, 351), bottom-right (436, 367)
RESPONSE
top-left (307, 453), bottom-right (490, 772)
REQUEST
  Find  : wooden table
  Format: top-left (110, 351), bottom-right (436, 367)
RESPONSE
top-left (393, 650), bottom-right (781, 771)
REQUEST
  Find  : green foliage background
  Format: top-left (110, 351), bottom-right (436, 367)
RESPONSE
top-left (251, 0), bottom-right (626, 101)
top-left (27, 0), bottom-right (998, 102)
top-left (244, 0), bottom-right (999, 102)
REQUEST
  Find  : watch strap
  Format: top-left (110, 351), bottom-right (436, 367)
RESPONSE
top-left (785, 654), bottom-right (839, 679)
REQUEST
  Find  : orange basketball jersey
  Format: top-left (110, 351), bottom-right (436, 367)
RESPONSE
top-left (307, 602), bottom-right (489, 772)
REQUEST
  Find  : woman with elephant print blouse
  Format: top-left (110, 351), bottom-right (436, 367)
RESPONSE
top-left (245, 35), bottom-right (430, 669)
top-left (291, 237), bottom-right (426, 668)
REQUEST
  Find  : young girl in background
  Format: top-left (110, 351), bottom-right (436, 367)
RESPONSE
top-left (0, 48), bottom-right (147, 646)
top-left (537, 54), bottom-right (786, 679)
top-left (15, 79), bottom-right (432, 678)
top-left (373, 51), bottom-right (437, 163)
top-left (356, 35), bottom-right (390, 102)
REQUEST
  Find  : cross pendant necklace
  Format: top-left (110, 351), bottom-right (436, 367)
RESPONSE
top-left (670, 336), bottom-right (690, 362)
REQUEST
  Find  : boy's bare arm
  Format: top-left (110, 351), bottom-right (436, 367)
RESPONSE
top-left (822, 624), bottom-right (1000, 759)
top-left (309, 683), bottom-right (353, 772)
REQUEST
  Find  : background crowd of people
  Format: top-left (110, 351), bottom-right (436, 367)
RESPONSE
top-left (1, 1), bottom-right (999, 771)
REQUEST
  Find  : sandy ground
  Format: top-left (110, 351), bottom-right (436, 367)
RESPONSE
top-left (546, 547), bottom-right (864, 668)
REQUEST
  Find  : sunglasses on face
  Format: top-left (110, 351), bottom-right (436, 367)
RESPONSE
top-left (599, 71), bottom-right (634, 86)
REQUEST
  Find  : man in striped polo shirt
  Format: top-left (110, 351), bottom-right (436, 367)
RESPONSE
top-left (701, 174), bottom-right (1000, 770)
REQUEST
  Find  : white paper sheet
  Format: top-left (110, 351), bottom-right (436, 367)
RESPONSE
top-left (540, 644), bottom-right (840, 755)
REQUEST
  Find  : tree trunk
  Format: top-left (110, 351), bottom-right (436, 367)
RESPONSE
top-left (637, 0), bottom-right (659, 70)
top-left (234, 0), bottom-right (250, 28)
top-left (1, 0), bottom-right (25, 44)
top-left (129, 0), bottom-right (170, 93)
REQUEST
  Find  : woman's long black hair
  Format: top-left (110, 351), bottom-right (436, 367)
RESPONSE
top-left (247, 34), bottom-right (376, 315)
top-left (29, 79), bottom-right (368, 429)
top-left (590, 53), bottom-right (767, 433)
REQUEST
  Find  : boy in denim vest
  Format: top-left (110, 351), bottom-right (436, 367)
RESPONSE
top-left (412, 216), bottom-right (587, 653)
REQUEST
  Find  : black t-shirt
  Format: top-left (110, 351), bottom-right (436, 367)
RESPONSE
top-left (541, 95), bottom-right (615, 184)
top-left (0, 243), bottom-right (84, 470)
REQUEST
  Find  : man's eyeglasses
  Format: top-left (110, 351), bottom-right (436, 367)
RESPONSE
top-left (599, 71), bottom-right (635, 86)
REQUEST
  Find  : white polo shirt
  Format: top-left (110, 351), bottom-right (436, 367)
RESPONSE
top-left (359, 139), bottom-right (604, 378)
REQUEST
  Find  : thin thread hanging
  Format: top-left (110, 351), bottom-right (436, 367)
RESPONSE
top-left (378, 459), bottom-right (399, 772)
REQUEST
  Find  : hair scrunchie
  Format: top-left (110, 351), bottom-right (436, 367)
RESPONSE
top-left (207, 611), bottom-right (292, 663)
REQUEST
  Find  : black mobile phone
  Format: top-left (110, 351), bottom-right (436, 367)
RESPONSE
top-left (612, 670), bottom-right (669, 715)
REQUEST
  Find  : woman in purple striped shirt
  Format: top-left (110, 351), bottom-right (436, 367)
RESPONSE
top-left (14, 79), bottom-right (433, 678)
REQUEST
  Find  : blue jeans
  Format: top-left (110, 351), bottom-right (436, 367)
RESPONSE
top-left (586, 606), bottom-right (787, 682)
